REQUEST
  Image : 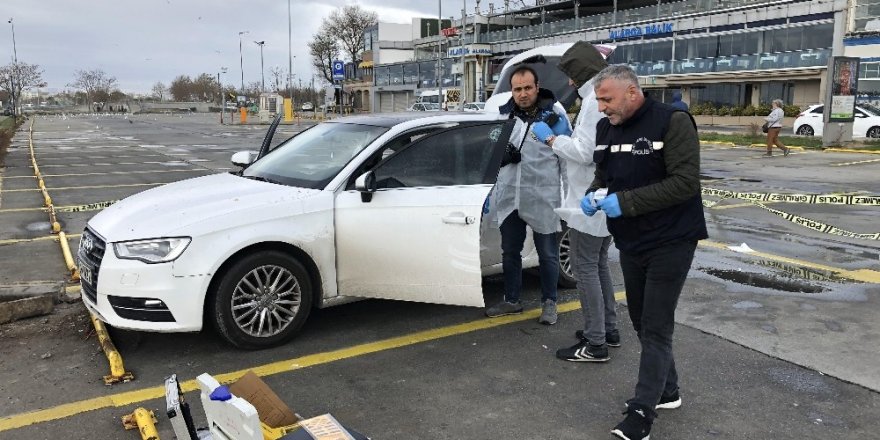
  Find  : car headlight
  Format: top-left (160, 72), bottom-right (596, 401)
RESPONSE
top-left (113, 237), bottom-right (191, 264)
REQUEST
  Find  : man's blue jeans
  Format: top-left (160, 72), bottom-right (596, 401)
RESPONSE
top-left (619, 240), bottom-right (697, 416)
top-left (500, 211), bottom-right (559, 304)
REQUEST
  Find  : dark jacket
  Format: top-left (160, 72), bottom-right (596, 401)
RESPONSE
top-left (670, 91), bottom-right (689, 112)
top-left (498, 87), bottom-right (559, 121)
top-left (558, 41), bottom-right (608, 89)
top-left (590, 96), bottom-right (707, 253)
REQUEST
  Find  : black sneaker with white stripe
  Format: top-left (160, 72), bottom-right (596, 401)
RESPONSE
top-left (555, 340), bottom-right (609, 362)
top-left (611, 406), bottom-right (653, 440)
top-left (656, 390), bottom-right (681, 410)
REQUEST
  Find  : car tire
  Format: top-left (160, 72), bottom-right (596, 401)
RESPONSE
top-left (557, 224), bottom-right (577, 288)
top-left (209, 250), bottom-right (313, 349)
top-left (796, 125), bottom-right (814, 136)
top-left (867, 126), bottom-right (880, 139)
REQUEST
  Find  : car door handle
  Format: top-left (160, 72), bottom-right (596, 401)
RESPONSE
top-left (442, 214), bottom-right (475, 225)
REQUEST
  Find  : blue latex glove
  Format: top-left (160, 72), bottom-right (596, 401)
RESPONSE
top-left (482, 195), bottom-right (490, 214)
top-left (550, 113), bottom-right (572, 136)
top-left (598, 193), bottom-right (622, 218)
top-left (580, 192), bottom-right (598, 216)
top-left (531, 122), bottom-right (554, 142)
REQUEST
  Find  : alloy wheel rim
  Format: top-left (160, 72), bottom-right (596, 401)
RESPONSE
top-left (559, 229), bottom-right (572, 281)
top-left (231, 264), bottom-right (301, 337)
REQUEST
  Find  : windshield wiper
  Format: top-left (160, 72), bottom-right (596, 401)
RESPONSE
top-left (242, 175), bottom-right (282, 185)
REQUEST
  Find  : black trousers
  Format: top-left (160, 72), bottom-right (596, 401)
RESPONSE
top-left (619, 240), bottom-right (697, 415)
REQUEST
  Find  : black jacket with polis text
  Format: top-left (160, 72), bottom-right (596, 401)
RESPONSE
top-left (590, 96), bottom-right (708, 253)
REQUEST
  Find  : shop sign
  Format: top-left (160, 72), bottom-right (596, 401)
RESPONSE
top-left (609, 22), bottom-right (674, 39)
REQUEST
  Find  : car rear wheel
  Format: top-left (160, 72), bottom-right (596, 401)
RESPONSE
top-left (557, 225), bottom-right (577, 288)
top-left (796, 125), bottom-right (814, 136)
top-left (209, 251), bottom-right (312, 349)
top-left (867, 126), bottom-right (880, 138)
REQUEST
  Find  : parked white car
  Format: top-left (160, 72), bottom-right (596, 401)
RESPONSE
top-left (462, 102), bottom-right (486, 112)
top-left (301, 102), bottom-right (314, 111)
top-left (793, 103), bottom-right (880, 138)
top-left (79, 112), bottom-right (576, 349)
top-left (407, 102), bottom-right (440, 112)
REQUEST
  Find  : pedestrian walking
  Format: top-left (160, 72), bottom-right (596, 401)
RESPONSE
top-left (546, 41), bottom-right (620, 362)
top-left (669, 91), bottom-right (688, 112)
top-left (583, 64), bottom-right (708, 440)
top-left (485, 65), bottom-right (572, 325)
top-left (764, 99), bottom-right (790, 157)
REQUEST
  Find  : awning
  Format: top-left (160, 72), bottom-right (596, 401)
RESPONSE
top-left (358, 60), bottom-right (374, 69)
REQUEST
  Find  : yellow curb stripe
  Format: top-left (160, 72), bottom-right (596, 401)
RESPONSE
top-left (829, 158), bottom-right (880, 167)
top-left (747, 143), bottom-right (806, 150)
top-left (699, 240), bottom-right (880, 283)
top-left (824, 148), bottom-right (880, 155)
top-left (1, 169), bottom-right (208, 179)
top-left (0, 293), bottom-right (624, 432)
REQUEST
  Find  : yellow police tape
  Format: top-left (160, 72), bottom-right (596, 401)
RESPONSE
top-left (702, 187), bottom-right (879, 240)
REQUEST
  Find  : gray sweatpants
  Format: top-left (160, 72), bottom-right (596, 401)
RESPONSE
top-left (570, 230), bottom-right (618, 346)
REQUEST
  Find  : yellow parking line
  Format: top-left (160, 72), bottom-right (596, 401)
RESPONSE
top-left (0, 293), bottom-right (624, 432)
top-left (699, 239), bottom-right (880, 283)
top-left (830, 158), bottom-right (880, 167)
top-left (1, 182), bottom-right (163, 193)
top-left (1, 169), bottom-right (209, 179)
top-left (0, 234), bottom-right (80, 246)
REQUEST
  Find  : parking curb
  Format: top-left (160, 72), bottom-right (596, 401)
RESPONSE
top-left (823, 147), bottom-right (880, 154)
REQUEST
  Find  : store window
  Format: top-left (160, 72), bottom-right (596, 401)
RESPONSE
top-left (759, 81), bottom-right (794, 105)
top-left (854, 0), bottom-right (880, 31)
top-left (690, 84), bottom-right (744, 107)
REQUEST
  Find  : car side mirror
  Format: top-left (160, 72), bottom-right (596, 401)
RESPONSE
top-left (355, 171), bottom-right (377, 203)
top-left (231, 151), bottom-right (258, 168)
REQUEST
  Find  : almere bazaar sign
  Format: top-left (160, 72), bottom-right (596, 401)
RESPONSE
top-left (609, 22), bottom-right (674, 39)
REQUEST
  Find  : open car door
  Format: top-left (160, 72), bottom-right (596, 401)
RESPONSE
top-left (334, 121), bottom-right (509, 307)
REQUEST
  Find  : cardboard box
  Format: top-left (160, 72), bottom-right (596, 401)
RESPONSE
top-left (279, 414), bottom-right (369, 440)
top-left (228, 371), bottom-right (299, 428)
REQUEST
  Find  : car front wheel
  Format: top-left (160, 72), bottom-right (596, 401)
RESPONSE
top-left (867, 126), bottom-right (880, 138)
top-left (796, 125), bottom-right (814, 136)
top-left (209, 251), bottom-right (313, 349)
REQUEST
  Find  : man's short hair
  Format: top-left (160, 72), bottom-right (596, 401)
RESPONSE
top-left (509, 64), bottom-right (539, 87)
top-left (593, 64), bottom-right (641, 91)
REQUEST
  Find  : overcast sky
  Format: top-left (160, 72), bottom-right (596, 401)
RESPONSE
top-left (3, 0), bottom-right (477, 95)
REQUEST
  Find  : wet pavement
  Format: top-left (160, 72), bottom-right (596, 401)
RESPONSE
top-left (0, 113), bottom-right (878, 439)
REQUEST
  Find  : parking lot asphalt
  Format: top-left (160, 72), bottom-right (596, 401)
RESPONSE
top-left (1, 113), bottom-right (879, 439)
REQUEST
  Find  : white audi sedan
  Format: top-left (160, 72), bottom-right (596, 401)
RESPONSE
top-left (79, 112), bottom-right (575, 349)
top-left (793, 103), bottom-right (880, 138)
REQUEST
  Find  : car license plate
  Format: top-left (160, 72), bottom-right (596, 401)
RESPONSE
top-left (79, 263), bottom-right (93, 285)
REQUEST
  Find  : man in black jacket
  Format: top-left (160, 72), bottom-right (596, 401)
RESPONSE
top-left (581, 64), bottom-right (708, 440)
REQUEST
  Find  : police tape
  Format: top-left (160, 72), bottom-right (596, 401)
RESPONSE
top-left (701, 188), bottom-right (879, 240)
top-left (702, 187), bottom-right (880, 206)
top-left (54, 200), bottom-right (118, 213)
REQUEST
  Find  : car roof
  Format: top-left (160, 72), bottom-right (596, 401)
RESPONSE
top-left (326, 112), bottom-right (498, 128)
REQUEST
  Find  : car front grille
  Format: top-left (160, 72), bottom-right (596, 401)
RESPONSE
top-left (77, 228), bottom-right (106, 305)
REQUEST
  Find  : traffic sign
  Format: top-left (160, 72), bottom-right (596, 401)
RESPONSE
top-left (332, 60), bottom-right (345, 80)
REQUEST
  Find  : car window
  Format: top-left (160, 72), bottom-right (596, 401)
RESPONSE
top-left (372, 122), bottom-right (507, 189)
top-left (244, 122), bottom-right (387, 189)
top-left (811, 106), bottom-right (823, 114)
top-left (345, 125), bottom-right (450, 190)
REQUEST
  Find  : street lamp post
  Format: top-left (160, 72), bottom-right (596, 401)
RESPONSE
top-left (238, 31), bottom-right (249, 93)
top-left (219, 67), bottom-right (228, 124)
top-left (288, 0), bottom-right (294, 101)
top-left (8, 18), bottom-right (19, 117)
top-left (254, 40), bottom-right (265, 93)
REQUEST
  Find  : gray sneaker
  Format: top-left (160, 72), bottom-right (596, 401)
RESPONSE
top-left (538, 300), bottom-right (558, 325)
top-left (485, 300), bottom-right (523, 317)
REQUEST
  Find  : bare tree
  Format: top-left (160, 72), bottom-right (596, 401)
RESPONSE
top-left (69, 69), bottom-right (117, 111)
top-left (309, 27), bottom-right (339, 84)
top-left (326, 5), bottom-right (377, 65)
top-left (269, 66), bottom-right (284, 92)
top-left (0, 62), bottom-right (47, 113)
top-left (152, 82), bottom-right (167, 101)
top-left (169, 75), bottom-right (193, 101)
top-left (192, 73), bottom-right (218, 102)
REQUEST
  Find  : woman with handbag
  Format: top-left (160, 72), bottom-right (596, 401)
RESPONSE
top-left (763, 99), bottom-right (790, 157)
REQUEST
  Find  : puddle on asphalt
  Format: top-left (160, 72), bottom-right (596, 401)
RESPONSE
top-left (699, 268), bottom-right (827, 293)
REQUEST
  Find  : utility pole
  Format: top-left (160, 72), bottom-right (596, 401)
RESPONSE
top-left (8, 18), bottom-right (19, 116)
top-left (238, 30), bottom-right (249, 93)
top-left (437, 0), bottom-right (443, 110)
top-left (288, 0), bottom-right (294, 101)
top-left (254, 40), bottom-right (266, 92)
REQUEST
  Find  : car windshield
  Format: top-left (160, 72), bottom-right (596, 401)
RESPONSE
top-left (494, 56), bottom-right (578, 110)
top-left (242, 122), bottom-right (388, 189)
top-left (859, 103), bottom-right (880, 116)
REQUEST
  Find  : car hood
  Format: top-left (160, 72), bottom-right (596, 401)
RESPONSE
top-left (89, 173), bottom-right (320, 241)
